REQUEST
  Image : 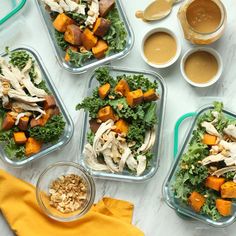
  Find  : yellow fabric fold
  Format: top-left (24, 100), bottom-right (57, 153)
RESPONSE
top-left (0, 169), bottom-right (144, 236)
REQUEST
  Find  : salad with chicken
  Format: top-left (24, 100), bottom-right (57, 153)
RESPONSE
top-left (173, 102), bottom-right (236, 220)
top-left (41, 0), bottom-right (127, 66)
top-left (0, 49), bottom-right (65, 160)
top-left (76, 67), bottom-right (159, 176)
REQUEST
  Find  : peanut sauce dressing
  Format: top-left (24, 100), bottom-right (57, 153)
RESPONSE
top-left (184, 51), bottom-right (218, 84)
top-left (186, 0), bottom-right (222, 34)
top-left (144, 32), bottom-right (177, 64)
top-left (135, 0), bottom-right (172, 21)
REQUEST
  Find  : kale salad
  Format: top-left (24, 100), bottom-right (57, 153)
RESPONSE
top-left (76, 67), bottom-right (160, 176)
top-left (0, 49), bottom-right (65, 160)
top-left (41, 0), bottom-right (127, 67)
top-left (173, 102), bottom-right (236, 220)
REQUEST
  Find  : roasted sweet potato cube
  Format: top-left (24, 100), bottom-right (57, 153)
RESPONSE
top-left (126, 89), bottom-right (143, 107)
top-left (82, 28), bottom-right (98, 50)
top-left (65, 46), bottom-right (78, 62)
top-left (114, 119), bottom-right (129, 135)
top-left (221, 181), bottom-right (236, 198)
top-left (114, 79), bottom-right (130, 97)
top-left (13, 132), bottom-right (27, 145)
top-left (98, 83), bottom-right (111, 99)
top-left (53, 13), bottom-right (74, 33)
top-left (2, 113), bottom-right (15, 131)
top-left (18, 116), bottom-right (29, 131)
top-left (202, 133), bottom-right (217, 146)
top-left (205, 176), bottom-right (225, 191)
top-left (25, 137), bottom-right (42, 157)
top-left (143, 89), bottom-right (159, 102)
top-left (64, 24), bottom-right (82, 46)
top-left (93, 17), bottom-right (111, 37)
top-left (216, 199), bottom-right (232, 216)
top-left (188, 192), bottom-right (205, 212)
top-left (44, 95), bottom-right (56, 110)
top-left (97, 106), bottom-right (116, 122)
top-left (99, 0), bottom-right (115, 17)
top-left (30, 118), bottom-right (43, 128)
top-left (89, 119), bottom-right (101, 133)
top-left (92, 39), bottom-right (108, 59)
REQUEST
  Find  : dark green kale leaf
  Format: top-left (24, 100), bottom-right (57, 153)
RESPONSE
top-left (127, 121), bottom-right (145, 149)
top-left (68, 49), bottom-right (93, 67)
top-left (103, 8), bottom-right (127, 54)
top-left (29, 115), bottom-right (65, 143)
top-left (143, 102), bottom-right (157, 128)
top-left (95, 67), bottom-right (116, 87)
top-left (55, 30), bottom-right (69, 51)
top-left (37, 80), bottom-right (51, 94)
top-left (87, 131), bottom-right (95, 145)
top-left (67, 12), bottom-right (86, 25)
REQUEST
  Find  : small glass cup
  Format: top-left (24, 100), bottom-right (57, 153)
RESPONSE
top-left (36, 162), bottom-right (95, 222)
top-left (178, 0), bottom-right (227, 45)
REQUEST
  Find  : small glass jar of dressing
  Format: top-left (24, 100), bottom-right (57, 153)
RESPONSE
top-left (178, 0), bottom-right (227, 45)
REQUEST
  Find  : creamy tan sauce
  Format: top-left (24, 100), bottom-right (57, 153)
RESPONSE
top-left (144, 32), bottom-right (177, 64)
top-left (186, 0), bottom-right (222, 33)
top-left (184, 51), bottom-right (218, 83)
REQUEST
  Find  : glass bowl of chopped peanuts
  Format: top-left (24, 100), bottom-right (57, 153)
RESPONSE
top-left (36, 161), bottom-right (95, 222)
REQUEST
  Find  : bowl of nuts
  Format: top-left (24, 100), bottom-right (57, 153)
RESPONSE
top-left (36, 162), bottom-right (95, 222)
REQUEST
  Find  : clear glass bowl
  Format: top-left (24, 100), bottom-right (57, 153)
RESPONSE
top-left (36, 162), bottom-right (95, 222)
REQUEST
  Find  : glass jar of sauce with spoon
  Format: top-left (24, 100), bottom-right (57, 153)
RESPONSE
top-left (178, 0), bottom-right (227, 45)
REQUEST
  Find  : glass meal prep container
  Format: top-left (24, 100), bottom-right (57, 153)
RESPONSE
top-left (35, 0), bottom-right (134, 74)
top-left (78, 66), bottom-right (166, 182)
top-left (0, 46), bottom-right (74, 167)
top-left (0, 0), bottom-right (26, 28)
top-left (163, 104), bottom-right (236, 227)
top-left (178, 0), bottom-right (227, 45)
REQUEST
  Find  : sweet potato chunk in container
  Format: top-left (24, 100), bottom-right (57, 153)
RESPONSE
top-left (99, 0), bottom-right (115, 17)
top-left (92, 40), bottom-right (108, 59)
top-left (25, 137), bottom-right (42, 157)
top-left (114, 79), bottom-right (130, 97)
top-left (44, 95), bottom-right (56, 110)
top-left (93, 18), bottom-right (111, 37)
top-left (13, 132), bottom-right (27, 145)
top-left (53, 13), bottom-right (74, 33)
top-left (188, 191), bottom-right (205, 213)
top-left (64, 24), bottom-right (82, 46)
top-left (221, 181), bottom-right (236, 198)
top-left (97, 106), bottom-right (116, 122)
top-left (126, 89), bottom-right (143, 107)
top-left (2, 113), bottom-right (15, 131)
top-left (82, 28), bottom-right (98, 50)
top-left (18, 116), bottom-right (30, 131)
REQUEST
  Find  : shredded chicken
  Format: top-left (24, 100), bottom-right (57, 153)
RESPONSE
top-left (136, 155), bottom-right (147, 176)
top-left (12, 102), bottom-right (46, 115)
top-left (212, 166), bottom-right (236, 177)
top-left (201, 121), bottom-right (220, 137)
top-left (85, 0), bottom-right (99, 26)
top-left (201, 153), bottom-right (227, 166)
top-left (224, 124), bottom-right (236, 140)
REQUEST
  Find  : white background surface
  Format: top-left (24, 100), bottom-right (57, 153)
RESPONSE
top-left (1, 0), bottom-right (236, 235)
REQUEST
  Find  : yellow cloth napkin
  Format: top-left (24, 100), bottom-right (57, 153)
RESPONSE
top-left (0, 169), bottom-right (144, 236)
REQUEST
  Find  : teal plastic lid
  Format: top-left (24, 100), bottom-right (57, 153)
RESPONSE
top-left (0, 0), bottom-right (26, 25)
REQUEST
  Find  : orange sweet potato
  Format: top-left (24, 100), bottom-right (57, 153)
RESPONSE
top-left (44, 95), bottom-right (56, 110)
top-left (99, 0), bottom-right (115, 17)
top-left (114, 79), bottom-right (130, 97)
top-left (92, 39), bottom-right (108, 59)
top-left (205, 176), bottom-right (225, 191)
top-left (25, 137), bottom-right (42, 157)
top-left (98, 83), bottom-right (111, 99)
top-left (221, 181), bottom-right (236, 198)
top-left (30, 118), bottom-right (43, 128)
top-left (2, 113), bottom-right (15, 131)
top-left (13, 132), bottom-right (27, 145)
top-left (143, 89), bottom-right (159, 102)
top-left (114, 119), bottom-right (129, 135)
top-left (64, 24), bottom-right (82, 46)
top-left (65, 46), bottom-right (78, 62)
top-left (93, 17), bottom-right (111, 37)
top-left (18, 116), bottom-right (29, 131)
top-left (216, 199), bottom-right (232, 216)
top-left (126, 89), bottom-right (143, 107)
top-left (97, 106), bottom-right (116, 122)
top-left (81, 28), bottom-right (98, 50)
top-left (202, 133), bottom-right (217, 146)
top-left (188, 192), bottom-right (205, 213)
top-left (53, 13), bottom-right (74, 33)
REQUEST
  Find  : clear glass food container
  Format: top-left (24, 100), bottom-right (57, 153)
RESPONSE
top-left (78, 66), bottom-right (166, 182)
top-left (163, 104), bottom-right (236, 227)
top-left (36, 162), bottom-right (95, 222)
top-left (0, 46), bottom-right (74, 167)
top-left (178, 0), bottom-right (227, 45)
top-left (35, 0), bottom-right (134, 74)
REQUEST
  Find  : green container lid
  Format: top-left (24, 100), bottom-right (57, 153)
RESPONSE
top-left (0, 0), bottom-right (26, 26)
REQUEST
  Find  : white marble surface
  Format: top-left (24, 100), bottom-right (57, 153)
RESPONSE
top-left (1, 0), bottom-right (236, 235)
